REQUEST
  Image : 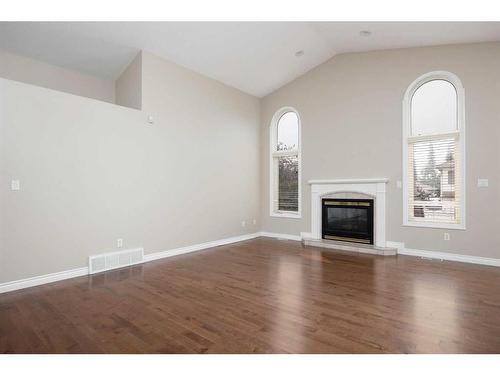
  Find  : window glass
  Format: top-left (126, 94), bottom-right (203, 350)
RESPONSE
top-left (271, 108), bottom-right (301, 216)
top-left (404, 73), bottom-right (464, 228)
top-left (278, 155), bottom-right (298, 212)
top-left (277, 112), bottom-right (299, 151)
top-left (411, 80), bottom-right (457, 136)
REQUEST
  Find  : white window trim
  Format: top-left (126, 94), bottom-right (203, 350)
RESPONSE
top-left (269, 106), bottom-right (302, 218)
top-left (402, 71), bottom-right (466, 230)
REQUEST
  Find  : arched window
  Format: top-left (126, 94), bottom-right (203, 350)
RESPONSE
top-left (403, 71), bottom-right (465, 229)
top-left (270, 107), bottom-right (301, 217)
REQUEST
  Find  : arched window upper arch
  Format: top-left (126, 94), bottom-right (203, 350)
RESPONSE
top-left (270, 107), bottom-right (301, 217)
top-left (403, 71), bottom-right (465, 229)
top-left (411, 79), bottom-right (457, 136)
top-left (276, 111), bottom-right (299, 151)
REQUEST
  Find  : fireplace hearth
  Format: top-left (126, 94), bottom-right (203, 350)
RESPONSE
top-left (322, 198), bottom-right (374, 244)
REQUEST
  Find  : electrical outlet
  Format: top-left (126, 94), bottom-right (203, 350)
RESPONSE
top-left (252, 218), bottom-right (257, 225)
top-left (444, 233), bottom-right (450, 241)
top-left (241, 221), bottom-right (246, 227)
top-left (117, 238), bottom-right (123, 248)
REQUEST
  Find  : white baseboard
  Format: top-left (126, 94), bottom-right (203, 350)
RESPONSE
top-left (258, 231), bottom-right (302, 241)
top-left (0, 232), bottom-right (260, 295)
top-left (144, 232), bottom-right (260, 262)
top-left (0, 267), bottom-right (89, 294)
top-left (390, 240), bottom-right (500, 267)
top-left (398, 247), bottom-right (500, 267)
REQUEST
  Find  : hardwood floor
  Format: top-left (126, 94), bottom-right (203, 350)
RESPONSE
top-left (1, 237), bottom-right (500, 353)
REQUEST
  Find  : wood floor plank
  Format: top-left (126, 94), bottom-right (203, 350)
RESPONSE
top-left (1, 237), bottom-right (500, 353)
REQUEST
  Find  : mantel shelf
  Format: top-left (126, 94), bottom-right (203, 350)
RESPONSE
top-left (308, 178), bottom-right (389, 185)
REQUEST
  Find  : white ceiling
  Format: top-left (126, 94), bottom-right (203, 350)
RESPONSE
top-left (1, 22), bottom-right (500, 97)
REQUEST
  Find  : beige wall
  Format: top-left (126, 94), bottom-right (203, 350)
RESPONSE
top-left (0, 51), bottom-right (260, 283)
top-left (115, 52), bottom-right (142, 109)
top-left (140, 50), bottom-right (261, 250)
top-left (0, 50), bottom-right (116, 103)
top-left (260, 42), bottom-right (500, 258)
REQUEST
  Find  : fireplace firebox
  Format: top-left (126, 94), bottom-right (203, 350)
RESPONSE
top-left (322, 198), bottom-right (374, 244)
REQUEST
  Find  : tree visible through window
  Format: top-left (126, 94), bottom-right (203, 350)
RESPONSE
top-left (278, 155), bottom-right (298, 211)
top-left (271, 109), bottom-right (300, 216)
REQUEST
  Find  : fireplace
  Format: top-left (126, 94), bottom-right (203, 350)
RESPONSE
top-left (322, 198), bottom-right (374, 244)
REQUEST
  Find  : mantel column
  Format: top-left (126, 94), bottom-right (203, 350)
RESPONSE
top-left (374, 182), bottom-right (387, 248)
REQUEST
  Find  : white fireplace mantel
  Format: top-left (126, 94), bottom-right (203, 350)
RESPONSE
top-left (308, 178), bottom-right (389, 248)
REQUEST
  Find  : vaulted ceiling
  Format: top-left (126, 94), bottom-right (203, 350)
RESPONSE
top-left (1, 22), bottom-right (500, 97)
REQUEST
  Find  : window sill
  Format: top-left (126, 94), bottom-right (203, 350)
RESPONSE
top-left (403, 221), bottom-right (466, 230)
top-left (270, 212), bottom-right (302, 219)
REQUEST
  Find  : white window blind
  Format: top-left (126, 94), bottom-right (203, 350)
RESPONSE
top-left (408, 133), bottom-right (460, 224)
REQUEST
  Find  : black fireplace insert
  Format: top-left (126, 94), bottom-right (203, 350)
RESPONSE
top-left (322, 198), bottom-right (374, 244)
